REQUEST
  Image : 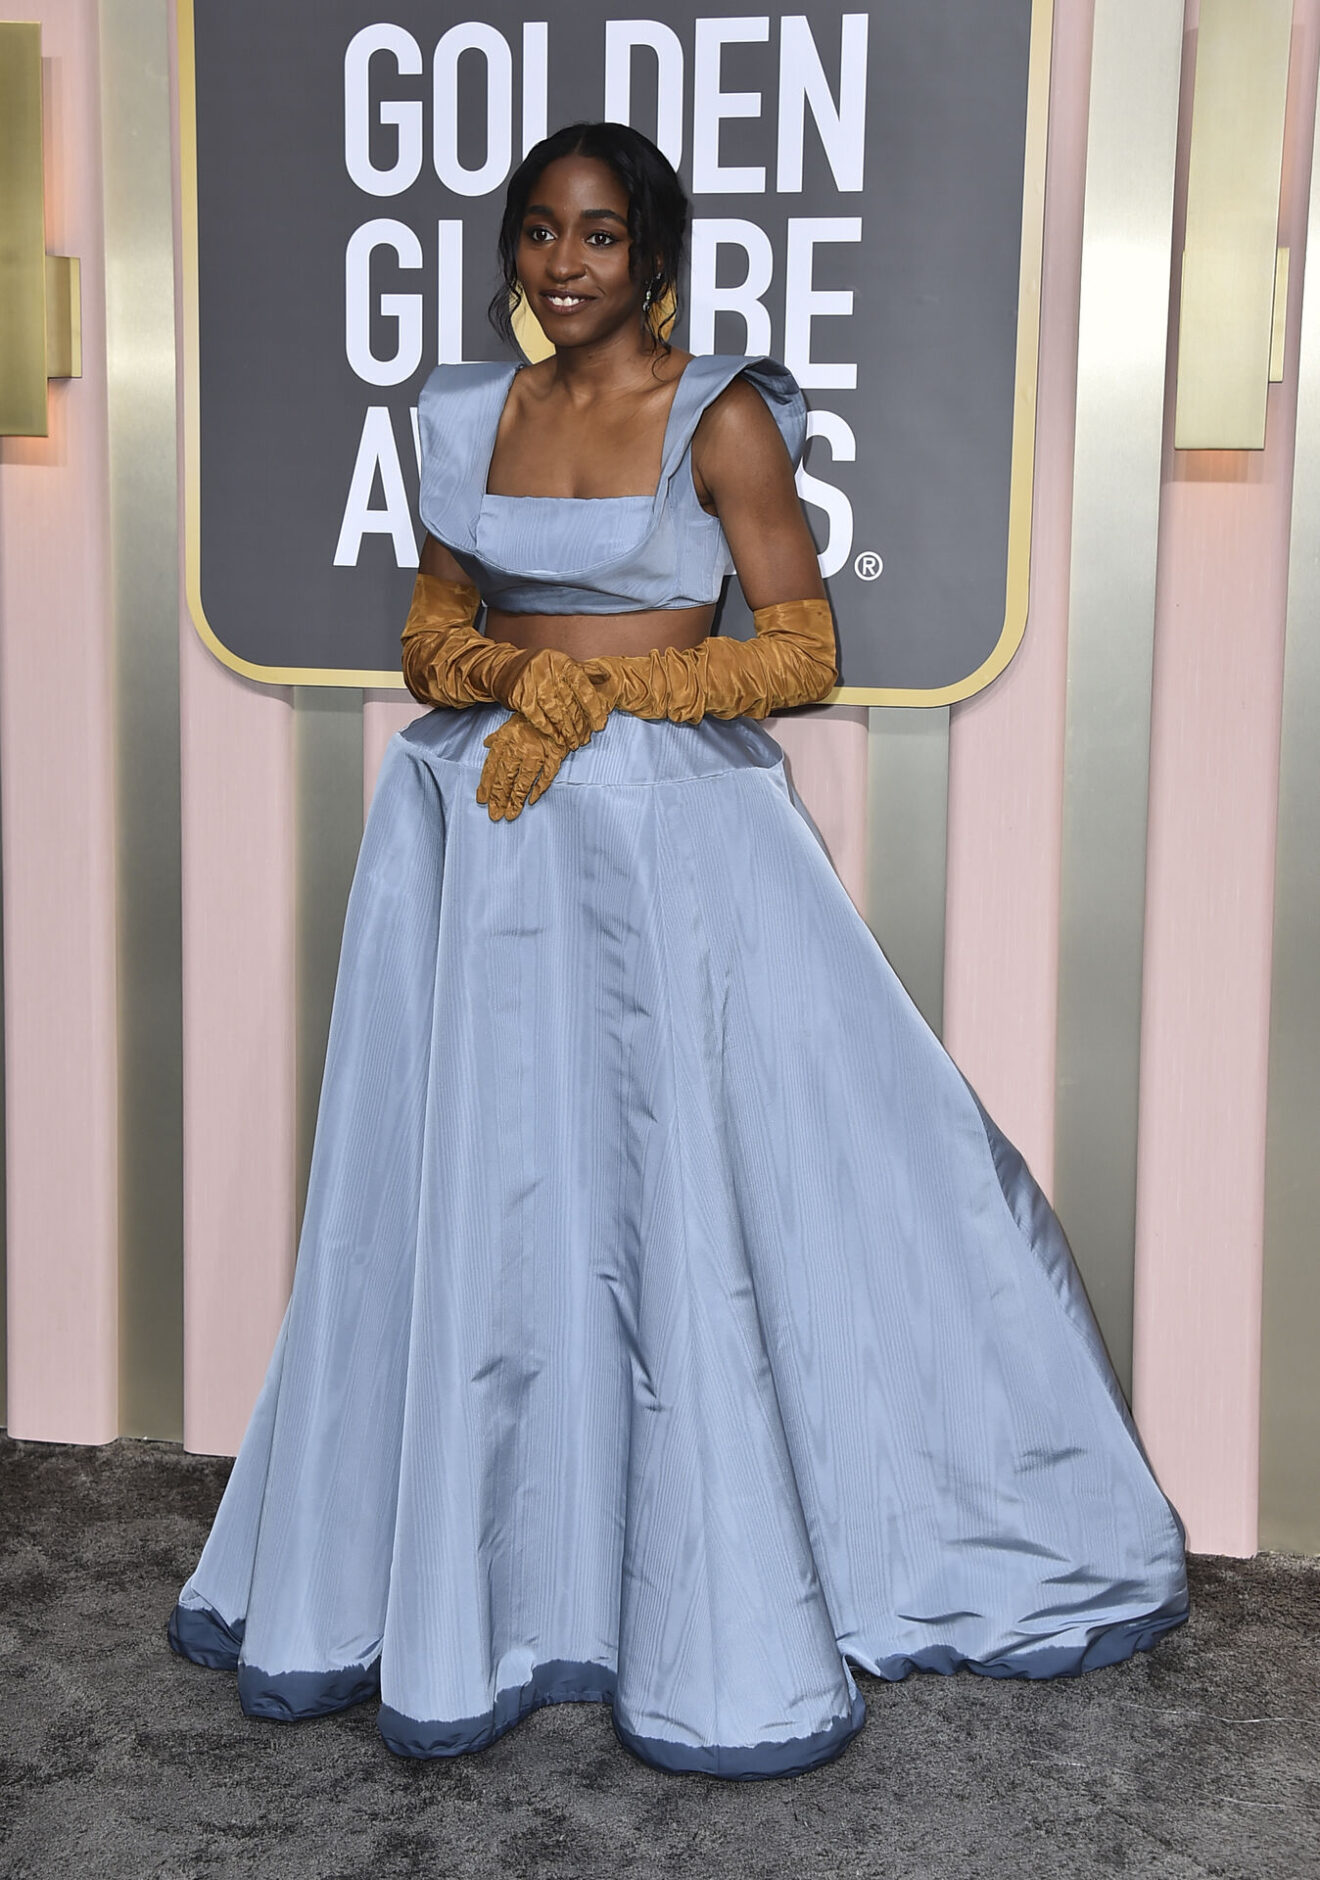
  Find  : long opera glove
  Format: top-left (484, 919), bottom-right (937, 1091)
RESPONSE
top-left (578, 597), bottom-right (838, 722)
top-left (401, 571), bottom-right (608, 750)
top-left (474, 596), bottom-right (840, 820)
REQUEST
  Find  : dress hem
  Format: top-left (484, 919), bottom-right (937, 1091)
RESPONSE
top-left (166, 1596), bottom-right (1188, 1778)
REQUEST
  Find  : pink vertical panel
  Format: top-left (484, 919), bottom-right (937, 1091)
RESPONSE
top-left (179, 634), bottom-right (296, 1456)
top-left (363, 692), bottom-right (427, 813)
top-left (942, 1), bottom-right (1094, 1195)
top-left (768, 708), bottom-right (869, 913)
top-left (0, 0), bottom-right (119, 1442)
top-left (172, 7), bottom-right (296, 1457)
top-left (1132, 5), bottom-right (1319, 1559)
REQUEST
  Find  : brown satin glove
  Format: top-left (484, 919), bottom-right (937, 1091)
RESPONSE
top-left (472, 596), bottom-right (839, 821)
top-left (475, 713), bottom-right (567, 821)
top-left (401, 571), bottom-right (608, 750)
top-left (578, 597), bottom-right (838, 722)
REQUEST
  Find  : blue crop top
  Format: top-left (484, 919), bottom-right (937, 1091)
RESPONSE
top-left (416, 354), bottom-right (806, 615)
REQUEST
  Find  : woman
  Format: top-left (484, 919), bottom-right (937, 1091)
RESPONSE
top-left (169, 123), bottom-right (1188, 1780)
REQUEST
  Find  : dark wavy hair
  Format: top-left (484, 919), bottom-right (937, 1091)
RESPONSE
top-left (488, 122), bottom-right (689, 352)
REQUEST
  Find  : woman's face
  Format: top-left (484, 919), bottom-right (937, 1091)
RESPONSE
top-left (515, 154), bottom-right (646, 350)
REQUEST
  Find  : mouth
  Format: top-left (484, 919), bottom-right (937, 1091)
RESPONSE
top-left (540, 292), bottom-right (593, 313)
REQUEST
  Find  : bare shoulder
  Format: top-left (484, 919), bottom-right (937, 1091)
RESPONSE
top-left (696, 374), bottom-right (779, 443)
top-left (510, 356), bottom-right (555, 411)
top-left (692, 374), bottom-right (794, 494)
top-left (654, 344), bottom-right (694, 385)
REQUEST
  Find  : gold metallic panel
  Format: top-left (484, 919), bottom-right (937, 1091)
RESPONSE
top-left (864, 708), bottom-right (949, 1037)
top-left (1174, 0), bottom-right (1292, 450)
top-left (1260, 77), bottom-right (1320, 1557)
top-left (1054, 0), bottom-right (1184, 1395)
top-left (102, 0), bottom-right (185, 1441)
top-left (1270, 246), bottom-right (1289, 383)
top-left (44, 254), bottom-right (81, 380)
top-left (0, 22), bottom-right (48, 436)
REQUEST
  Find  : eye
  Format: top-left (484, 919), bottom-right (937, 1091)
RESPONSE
top-left (523, 224), bottom-right (555, 244)
top-left (585, 231), bottom-right (620, 246)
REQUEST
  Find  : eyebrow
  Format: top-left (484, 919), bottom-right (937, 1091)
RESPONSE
top-left (524, 203), bottom-right (628, 228)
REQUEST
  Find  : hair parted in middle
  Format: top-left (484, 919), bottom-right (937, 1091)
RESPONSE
top-left (488, 121), bottom-right (690, 352)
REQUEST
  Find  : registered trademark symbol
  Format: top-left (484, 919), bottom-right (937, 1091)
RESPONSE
top-left (854, 551), bottom-right (884, 581)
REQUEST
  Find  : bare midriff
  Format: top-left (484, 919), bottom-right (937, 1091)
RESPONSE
top-left (487, 603), bottom-right (716, 660)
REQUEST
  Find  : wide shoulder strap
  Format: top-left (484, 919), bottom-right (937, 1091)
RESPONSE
top-left (416, 361), bottom-right (518, 549)
top-left (659, 354), bottom-right (808, 490)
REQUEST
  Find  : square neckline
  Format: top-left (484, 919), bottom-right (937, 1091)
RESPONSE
top-left (480, 357), bottom-right (696, 503)
top-left (416, 354), bottom-right (803, 595)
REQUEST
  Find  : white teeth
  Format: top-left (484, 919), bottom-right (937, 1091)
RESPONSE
top-left (547, 294), bottom-right (585, 307)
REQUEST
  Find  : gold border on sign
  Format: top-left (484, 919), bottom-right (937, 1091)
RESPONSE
top-left (835, 0), bottom-right (1053, 706)
top-left (178, 0), bottom-right (1053, 699)
top-left (177, 0), bottom-right (401, 687)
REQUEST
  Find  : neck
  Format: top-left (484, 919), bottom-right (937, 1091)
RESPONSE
top-left (547, 324), bottom-right (669, 402)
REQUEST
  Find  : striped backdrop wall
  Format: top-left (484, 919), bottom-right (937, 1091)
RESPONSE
top-left (2, 0), bottom-right (1319, 1559)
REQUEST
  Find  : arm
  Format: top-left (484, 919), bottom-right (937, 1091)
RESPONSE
top-left (402, 535), bottom-right (608, 749)
top-left (579, 379), bottom-right (837, 720)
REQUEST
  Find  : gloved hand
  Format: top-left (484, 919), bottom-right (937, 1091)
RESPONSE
top-left (579, 597), bottom-right (838, 722)
top-left (507, 647), bottom-right (610, 749)
top-left (470, 596), bottom-right (839, 823)
top-left (475, 713), bottom-right (568, 821)
top-left (401, 571), bottom-right (608, 750)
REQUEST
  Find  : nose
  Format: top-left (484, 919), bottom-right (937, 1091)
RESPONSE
top-left (547, 247), bottom-right (586, 283)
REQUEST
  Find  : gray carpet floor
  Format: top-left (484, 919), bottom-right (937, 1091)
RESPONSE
top-left (0, 1435), bottom-right (1316, 1880)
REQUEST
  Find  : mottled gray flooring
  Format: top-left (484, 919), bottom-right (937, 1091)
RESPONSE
top-left (0, 1435), bottom-right (1317, 1880)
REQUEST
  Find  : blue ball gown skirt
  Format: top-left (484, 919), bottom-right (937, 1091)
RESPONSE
top-left (169, 704), bottom-right (1188, 1779)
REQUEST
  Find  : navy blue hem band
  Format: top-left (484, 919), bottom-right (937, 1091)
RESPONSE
top-left (856, 1603), bottom-right (1190, 1684)
top-left (166, 1597), bottom-right (1188, 1777)
top-left (169, 1601), bottom-right (381, 1720)
top-left (238, 1658), bottom-right (382, 1721)
top-left (379, 1659), bottom-right (615, 1759)
top-left (167, 1600), bottom-right (245, 1670)
top-left (379, 1661), bottom-right (865, 1779)
top-left (613, 1689), bottom-right (867, 1780)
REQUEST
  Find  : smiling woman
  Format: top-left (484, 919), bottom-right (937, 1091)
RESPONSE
top-left (484, 154), bottom-right (690, 497)
top-left (169, 119), bottom-right (1187, 1782)
top-left (488, 121), bottom-right (686, 362)
top-left (424, 126), bottom-right (825, 664)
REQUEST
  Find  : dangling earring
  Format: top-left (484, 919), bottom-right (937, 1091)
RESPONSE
top-left (642, 280), bottom-right (655, 315)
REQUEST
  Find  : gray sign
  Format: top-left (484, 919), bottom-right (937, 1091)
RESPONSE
top-left (182, 2), bottom-right (1046, 700)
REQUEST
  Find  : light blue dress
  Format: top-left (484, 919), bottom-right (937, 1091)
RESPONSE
top-left (169, 356), bottom-right (1188, 1779)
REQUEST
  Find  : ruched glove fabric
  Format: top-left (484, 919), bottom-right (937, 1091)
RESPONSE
top-left (474, 712), bottom-right (569, 819)
top-left (401, 571), bottom-right (607, 751)
top-left (474, 598), bottom-right (839, 821)
top-left (578, 597), bottom-right (838, 724)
